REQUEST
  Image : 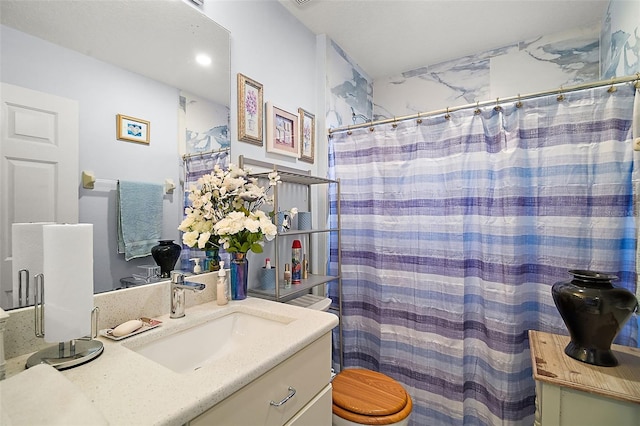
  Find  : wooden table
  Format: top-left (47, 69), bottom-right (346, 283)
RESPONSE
top-left (528, 330), bottom-right (640, 426)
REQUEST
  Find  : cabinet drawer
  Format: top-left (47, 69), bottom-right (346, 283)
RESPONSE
top-left (190, 332), bottom-right (331, 426)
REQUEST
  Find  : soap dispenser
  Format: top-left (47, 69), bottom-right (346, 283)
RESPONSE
top-left (191, 258), bottom-right (202, 274)
top-left (217, 261), bottom-right (228, 305)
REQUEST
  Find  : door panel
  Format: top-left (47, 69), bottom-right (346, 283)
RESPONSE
top-left (1, 83), bottom-right (79, 308)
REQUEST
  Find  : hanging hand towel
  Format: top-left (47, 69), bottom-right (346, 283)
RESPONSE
top-left (117, 181), bottom-right (164, 260)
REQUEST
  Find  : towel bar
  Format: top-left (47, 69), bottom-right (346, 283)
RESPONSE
top-left (81, 171), bottom-right (175, 194)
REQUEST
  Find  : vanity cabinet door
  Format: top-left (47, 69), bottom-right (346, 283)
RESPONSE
top-left (536, 380), bottom-right (640, 426)
top-left (189, 333), bottom-right (331, 426)
top-left (285, 384), bottom-right (332, 426)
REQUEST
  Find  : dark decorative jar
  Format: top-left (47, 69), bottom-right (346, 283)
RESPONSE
top-left (551, 270), bottom-right (638, 367)
top-left (151, 240), bottom-right (182, 278)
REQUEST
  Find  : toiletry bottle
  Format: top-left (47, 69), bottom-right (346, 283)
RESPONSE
top-left (265, 258), bottom-right (271, 269)
top-left (217, 261), bottom-right (227, 305)
top-left (192, 258), bottom-right (202, 274)
top-left (302, 254), bottom-right (308, 279)
top-left (291, 240), bottom-right (302, 284)
top-left (284, 263), bottom-right (292, 288)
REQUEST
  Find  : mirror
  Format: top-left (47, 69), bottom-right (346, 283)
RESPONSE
top-left (0, 0), bottom-right (230, 310)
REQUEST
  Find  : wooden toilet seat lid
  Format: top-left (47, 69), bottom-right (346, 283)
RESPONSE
top-left (332, 369), bottom-right (409, 416)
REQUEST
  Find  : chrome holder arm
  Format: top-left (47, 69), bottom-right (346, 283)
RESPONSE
top-left (18, 269), bottom-right (29, 307)
top-left (33, 273), bottom-right (44, 337)
top-left (91, 306), bottom-right (100, 339)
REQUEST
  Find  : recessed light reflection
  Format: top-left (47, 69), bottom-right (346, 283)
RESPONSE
top-left (196, 54), bottom-right (212, 66)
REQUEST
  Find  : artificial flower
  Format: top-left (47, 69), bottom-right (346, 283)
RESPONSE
top-left (178, 164), bottom-right (280, 254)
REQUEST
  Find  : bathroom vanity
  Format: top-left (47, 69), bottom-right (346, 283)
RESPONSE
top-left (529, 330), bottom-right (640, 426)
top-left (2, 276), bottom-right (338, 425)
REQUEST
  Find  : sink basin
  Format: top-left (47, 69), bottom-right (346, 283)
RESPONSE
top-left (127, 312), bottom-right (291, 374)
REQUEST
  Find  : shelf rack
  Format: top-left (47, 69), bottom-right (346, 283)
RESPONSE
top-left (244, 163), bottom-right (343, 369)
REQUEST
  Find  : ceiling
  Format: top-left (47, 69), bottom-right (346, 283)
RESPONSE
top-left (278, 0), bottom-right (610, 80)
top-left (0, 0), bottom-right (230, 106)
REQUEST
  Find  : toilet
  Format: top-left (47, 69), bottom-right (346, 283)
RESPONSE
top-left (332, 368), bottom-right (413, 426)
top-left (292, 298), bottom-right (412, 424)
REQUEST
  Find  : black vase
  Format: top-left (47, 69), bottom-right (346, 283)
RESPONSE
top-left (551, 269), bottom-right (638, 367)
top-left (151, 240), bottom-right (182, 278)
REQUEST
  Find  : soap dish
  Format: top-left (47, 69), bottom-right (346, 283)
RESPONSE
top-left (99, 318), bottom-right (162, 341)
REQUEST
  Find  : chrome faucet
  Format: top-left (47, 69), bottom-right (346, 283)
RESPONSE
top-left (170, 271), bottom-right (206, 319)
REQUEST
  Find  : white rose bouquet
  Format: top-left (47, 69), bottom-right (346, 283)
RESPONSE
top-left (178, 164), bottom-right (280, 254)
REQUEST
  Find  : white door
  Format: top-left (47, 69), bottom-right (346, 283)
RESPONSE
top-left (0, 83), bottom-right (79, 309)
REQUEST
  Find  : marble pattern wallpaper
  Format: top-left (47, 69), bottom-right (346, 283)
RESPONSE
top-left (373, 23), bottom-right (601, 120)
top-left (601, 0), bottom-right (640, 79)
top-left (325, 0), bottom-right (639, 128)
top-left (326, 39), bottom-right (373, 130)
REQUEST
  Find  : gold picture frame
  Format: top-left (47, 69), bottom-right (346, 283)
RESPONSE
top-left (237, 73), bottom-right (263, 145)
top-left (298, 108), bottom-right (315, 164)
top-left (266, 102), bottom-right (299, 158)
top-left (116, 114), bottom-right (150, 144)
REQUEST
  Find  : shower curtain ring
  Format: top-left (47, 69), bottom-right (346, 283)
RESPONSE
top-left (392, 116), bottom-right (398, 128)
top-left (607, 77), bottom-right (617, 93)
top-left (474, 101), bottom-right (481, 115)
top-left (494, 98), bottom-right (502, 112)
top-left (369, 120), bottom-right (375, 132)
top-left (557, 86), bottom-right (565, 101)
top-left (347, 125), bottom-right (352, 135)
top-left (445, 107), bottom-right (451, 120)
top-left (515, 94), bottom-right (523, 108)
top-left (416, 112), bottom-right (422, 124)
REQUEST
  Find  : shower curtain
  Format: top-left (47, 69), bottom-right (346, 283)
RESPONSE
top-left (179, 150), bottom-right (229, 269)
top-left (328, 84), bottom-right (638, 426)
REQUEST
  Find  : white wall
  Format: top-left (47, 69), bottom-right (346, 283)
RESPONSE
top-left (203, 1), bottom-right (331, 282)
top-left (205, 0), bottom-right (321, 177)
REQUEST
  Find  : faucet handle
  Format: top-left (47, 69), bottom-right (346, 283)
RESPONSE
top-left (170, 271), bottom-right (184, 284)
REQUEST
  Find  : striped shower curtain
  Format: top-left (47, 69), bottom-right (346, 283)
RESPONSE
top-left (328, 83), bottom-right (638, 425)
top-left (179, 150), bottom-right (229, 269)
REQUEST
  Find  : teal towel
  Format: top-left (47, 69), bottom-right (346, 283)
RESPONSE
top-left (117, 181), bottom-right (164, 261)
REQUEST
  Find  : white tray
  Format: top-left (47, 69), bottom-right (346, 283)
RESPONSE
top-left (99, 318), bottom-right (162, 341)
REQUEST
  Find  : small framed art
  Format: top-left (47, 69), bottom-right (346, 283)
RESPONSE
top-left (298, 108), bottom-right (315, 164)
top-left (266, 102), bottom-right (299, 157)
top-left (237, 73), bottom-right (264, 145)
top-left (116, 114), bottom-right (150, 144)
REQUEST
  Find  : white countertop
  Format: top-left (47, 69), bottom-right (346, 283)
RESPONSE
top-left (5, 297), bottom-right (338, 426)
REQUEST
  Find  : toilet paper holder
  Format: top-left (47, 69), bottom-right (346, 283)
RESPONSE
top-left (26, 273), bottom-right (104, 370)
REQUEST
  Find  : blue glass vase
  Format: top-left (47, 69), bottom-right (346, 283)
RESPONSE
top-left (205, 248), bottom-right (220, 272)
top-left (230, 252), bottom-right (248, 300)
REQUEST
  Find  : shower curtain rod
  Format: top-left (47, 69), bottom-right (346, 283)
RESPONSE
top-left (328, 73), bottom-right (640, 135)
top-left (181, 146), bottom-right (229, 161)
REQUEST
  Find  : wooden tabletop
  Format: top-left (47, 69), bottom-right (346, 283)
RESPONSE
top-left (529, 330), bottom-right (640, 404)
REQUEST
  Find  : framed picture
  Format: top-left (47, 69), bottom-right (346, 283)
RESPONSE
top-left (298, 108), bottom-right (315, 164)
top-left (237, 73), bottom-right (263, 145)
top-left (116, 114), bottom-right (150, 144)
top-left (266, 102), bottom-right (299, 157)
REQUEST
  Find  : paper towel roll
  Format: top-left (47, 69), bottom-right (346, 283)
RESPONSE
top-left (43, 224), bottom-right (93, 343)
top-left (11, 222), bottom-right (54, 308)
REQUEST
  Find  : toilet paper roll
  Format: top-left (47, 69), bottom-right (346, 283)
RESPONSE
top-left (43, 224), bottom-right (94, 343)
top-left (11, 222), bottom-right (54, 308)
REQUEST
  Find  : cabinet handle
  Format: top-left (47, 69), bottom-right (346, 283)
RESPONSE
top-left (269, 386), bottom-right (296, 407)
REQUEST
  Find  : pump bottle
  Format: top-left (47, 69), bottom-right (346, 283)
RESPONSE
top-left (217, 261), bottom-right (228, 305)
